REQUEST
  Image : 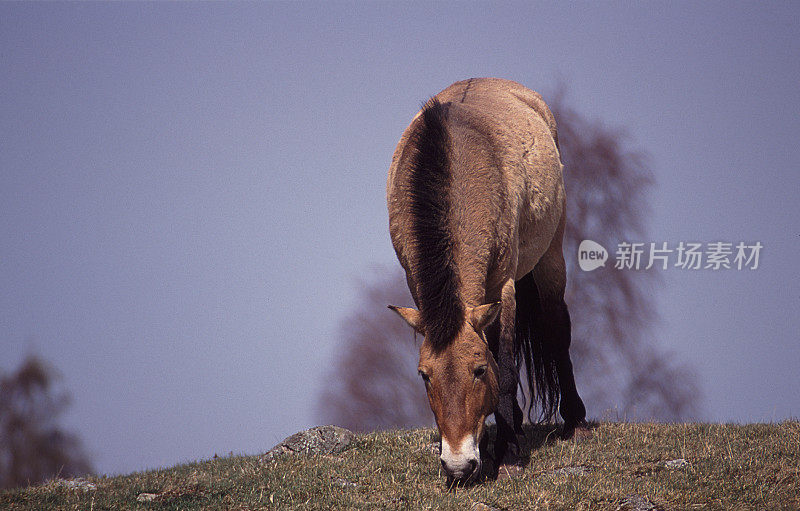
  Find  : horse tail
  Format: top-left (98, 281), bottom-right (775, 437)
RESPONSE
top-left (514, 271), bottom-right (560, 422)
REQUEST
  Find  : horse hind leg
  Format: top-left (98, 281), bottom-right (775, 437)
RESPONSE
top-left (515, 271), bottom-right (557, 420)
top-left (530, 246), bottom-right (588, 437)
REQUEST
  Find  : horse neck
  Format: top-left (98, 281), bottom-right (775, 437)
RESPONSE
top-left (447, 171), bottom-right (497, 308)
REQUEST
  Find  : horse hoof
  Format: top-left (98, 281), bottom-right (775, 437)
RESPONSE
top-left (496, 463), bottom-right (524, 480)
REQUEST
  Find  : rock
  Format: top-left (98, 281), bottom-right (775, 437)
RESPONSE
top-left (263, 425), bottom-right (355, 461)
top-left (332, 477), bottom-right (357, 488)
top-left (471, 502), bottom-right (500, 511)
top-left (137, 493), bottom-right (158, 502)
top-left (54, 478), bottom-right (96, 491)
top-left (618, 495), bottom-right (661, 511)
top-left (664, 458), bottom-right (688, 469)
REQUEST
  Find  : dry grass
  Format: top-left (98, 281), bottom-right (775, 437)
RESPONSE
top-left (2, 421), bottom-right (798, 510)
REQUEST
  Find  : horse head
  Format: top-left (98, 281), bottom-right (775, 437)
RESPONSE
top-left (389, 302), bottom-right (500, 483)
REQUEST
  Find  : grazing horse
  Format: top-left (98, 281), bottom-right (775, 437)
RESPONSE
top-left (387, 78), bottom-right (588, 483)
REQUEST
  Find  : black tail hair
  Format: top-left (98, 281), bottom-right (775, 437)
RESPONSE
top-left (514, 271), bottom-right (560, 422)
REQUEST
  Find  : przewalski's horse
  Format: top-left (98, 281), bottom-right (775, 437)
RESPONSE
top-left (387, 78), bottom-right (588, 483)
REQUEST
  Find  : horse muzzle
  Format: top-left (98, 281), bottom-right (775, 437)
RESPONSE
top-left (440, 435), bottom-right (481, 483)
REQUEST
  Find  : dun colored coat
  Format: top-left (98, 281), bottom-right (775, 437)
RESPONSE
top-left (387, 78), bottom-right (587, 483)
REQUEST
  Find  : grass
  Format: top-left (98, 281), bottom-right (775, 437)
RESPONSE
top-left (2, 421), bottom-right (798, 510)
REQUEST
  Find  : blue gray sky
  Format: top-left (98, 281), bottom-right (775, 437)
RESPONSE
top-left (2, 2), bottom-right (798, 476)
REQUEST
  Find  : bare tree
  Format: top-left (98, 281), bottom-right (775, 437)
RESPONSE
top-left (552, 91), bottom-right (699, 421)
top-left (0, 356), bottom-right (93, 489)
top-left (317, 92), bottom-right (699, 430)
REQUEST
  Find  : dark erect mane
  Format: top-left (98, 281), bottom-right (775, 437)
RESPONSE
top-left (407, 98), bottom-right (464, 350)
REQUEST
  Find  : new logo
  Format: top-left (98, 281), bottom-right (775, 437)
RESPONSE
top-left (578, 240), bottom-right (608, 271)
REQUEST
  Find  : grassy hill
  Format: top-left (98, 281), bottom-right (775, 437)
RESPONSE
top-left (2, 422), bottom-right (798, 510)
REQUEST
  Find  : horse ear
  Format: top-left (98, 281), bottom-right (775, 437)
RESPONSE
top-left (388, 305), bottom-right (425, 334)
top-left (468, 302), bottom-right (501, 332)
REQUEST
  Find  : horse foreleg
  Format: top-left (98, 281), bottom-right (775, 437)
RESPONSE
top-left (494, 278), bottom-right (525, 470)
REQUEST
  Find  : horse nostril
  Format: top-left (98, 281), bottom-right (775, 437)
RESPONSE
top-left (440, 457), bottom-right (478, 479)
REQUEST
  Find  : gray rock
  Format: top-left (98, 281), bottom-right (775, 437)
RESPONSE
top-left (332, 477), bottom-right (357, 488)
top-left (54, 478), bottom-right (96, 491)
top-left (664, 458), bottom-right (688, 469)
top-left (137, 493), bottom-right (158, 502)
top-left (471, 502), bottom-right (500, 511)
top-left (263, 425), bottom-right (355, 461)
top-left (618, 495), bottom-right (661, 511)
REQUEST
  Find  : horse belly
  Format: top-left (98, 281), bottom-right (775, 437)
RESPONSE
top-left (515, 222), bottom-right (555, 279)
top-left (514, 171), bottom-right (564, 279)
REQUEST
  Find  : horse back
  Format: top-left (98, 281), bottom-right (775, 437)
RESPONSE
top-left (388, 78), bottom-right (565, 303)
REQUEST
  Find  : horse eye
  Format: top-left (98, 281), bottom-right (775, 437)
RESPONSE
top-left (473, 365), bottom-right (487, 379)
top-left (418, 370), bottom-right (430, 383)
